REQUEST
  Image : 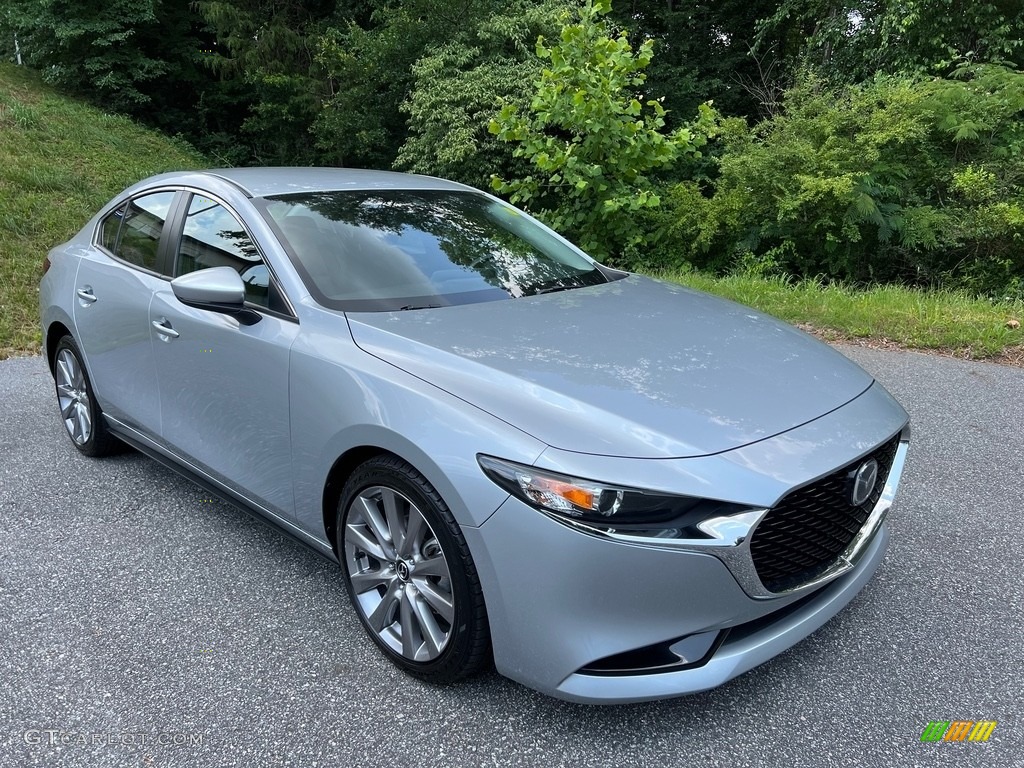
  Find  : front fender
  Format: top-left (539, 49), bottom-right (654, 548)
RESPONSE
top-left (288, 321), bottom-right (547, 538)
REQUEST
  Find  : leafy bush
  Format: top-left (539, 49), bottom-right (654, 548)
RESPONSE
top-left (395, 1), bottom-right (568, 190)
top-left (661, 64), bottom-right (1024, 298)
top-left (488, 0), bottom-right (715, 263)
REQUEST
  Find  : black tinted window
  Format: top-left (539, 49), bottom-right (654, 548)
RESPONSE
top-left (116, 192), bottom-right (175, 271)
top-left (176, 195), bottom-right (268, 307)
top-left (99, 203), bottom-right (126, 252)
top-left (259, 190), bottom-right (607, 311)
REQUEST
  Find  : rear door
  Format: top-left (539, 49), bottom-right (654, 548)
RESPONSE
top-left (73, 190), bottom-right (180, 437)
top-left (149, 191), bottom-right (299, 518)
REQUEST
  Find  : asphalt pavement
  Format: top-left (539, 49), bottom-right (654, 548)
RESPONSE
top-left (1, 347), bottom-right (1021, 767)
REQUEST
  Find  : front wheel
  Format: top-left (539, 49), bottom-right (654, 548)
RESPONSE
top-left (52, 335), bottom-right (120, 457)
top-left (338, 456), bottom-right (490, 682)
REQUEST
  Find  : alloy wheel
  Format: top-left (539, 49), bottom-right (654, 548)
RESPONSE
top-left (55, 348), bottom-right (92, 446)
top-left (343, 486), bottom-right (455, 662)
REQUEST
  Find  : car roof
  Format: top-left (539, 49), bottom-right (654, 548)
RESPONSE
top-left (200, 167), bottom-right (474, 198)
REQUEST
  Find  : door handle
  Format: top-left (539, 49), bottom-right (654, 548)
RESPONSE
top-left (76, 288), bottom-right (97, 303)
top-left (152, 319), bottom-right (180, 339)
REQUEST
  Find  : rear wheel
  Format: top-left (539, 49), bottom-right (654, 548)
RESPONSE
top-left (338, 455), bottom-right (490, 682)
top-left (52, 335), bottom-right (119, 457)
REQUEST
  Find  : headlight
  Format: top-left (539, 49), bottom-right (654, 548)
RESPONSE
top-left (477, 455), bottom-right (747, 530)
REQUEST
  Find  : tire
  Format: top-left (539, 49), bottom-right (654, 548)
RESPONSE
top-left (337, 455), bottom-right (490, 682)
top-left (52, 335), bottom-right (120, 457)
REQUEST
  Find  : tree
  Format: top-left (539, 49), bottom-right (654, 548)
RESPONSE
top-left (196, 0), bottom-right (353, 165)
top-left (313, 0), bottom-right (496, 168)
top-left (489, 0), bottom-right (715, 262)
top-left (5, 0), bottom-right (237, 157)
top-left (660, 64), bottom-right (1024, 297)
top-left (610, 0), bottom-right (789, 122)
top-left (755, 0), bottom-right (1024, 82)
top-left (394, 0), bottom-right (568, 189)
top-left (7, 0), bottom-right (169, 112)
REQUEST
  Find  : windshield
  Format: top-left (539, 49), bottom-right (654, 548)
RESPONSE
top-left (257, 190), bottom-right (609, 311)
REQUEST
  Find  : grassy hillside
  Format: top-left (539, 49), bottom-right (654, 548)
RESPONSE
top-left (0, 64), bottom-right (206, 358)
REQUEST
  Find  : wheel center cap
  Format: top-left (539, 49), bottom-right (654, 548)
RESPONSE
top-left (395, 559), bottom-right (411, 582)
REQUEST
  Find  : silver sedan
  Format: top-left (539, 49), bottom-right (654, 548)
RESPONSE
top-left (39, 168), bottom-right (909, 703)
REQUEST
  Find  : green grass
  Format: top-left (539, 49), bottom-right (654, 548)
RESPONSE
top-left (0, 64), bottom-right (206, 358)
top-left (656, 270), bottom-right (1024, 361)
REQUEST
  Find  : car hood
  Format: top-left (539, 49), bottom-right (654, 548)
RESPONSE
top-left (346, 275), bottom-right (873, 459)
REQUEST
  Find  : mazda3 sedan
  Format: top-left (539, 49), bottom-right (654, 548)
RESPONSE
top-left (39, 168), bottom-right (909, 703)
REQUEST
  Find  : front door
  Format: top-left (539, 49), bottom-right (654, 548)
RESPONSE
top-left (150, 192), bottom-right (298, 518)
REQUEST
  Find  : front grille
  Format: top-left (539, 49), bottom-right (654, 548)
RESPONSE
top-left (750, 435), bottom-right (900, 593)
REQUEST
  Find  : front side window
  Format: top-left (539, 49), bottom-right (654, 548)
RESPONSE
top-left (258, 190), bottom-right (609, 311)
top-left (115, 191), bottom-right (175, 271)
top-left (175, 195), bottom-right (269, 307)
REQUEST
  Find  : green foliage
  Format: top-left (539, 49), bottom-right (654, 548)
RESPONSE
top-left (197, 0), bottom-right (344, 165)
top-left (7, 0), bottom-right (166, 111)
top-left (489, 0), bottom-right (715, 262)
top-left (756, 0), bottom-right (1024, 81)
top-left (5, 1), bottom-right (241, 158)
top-left (395, 1), bottom-right (568, 189)
top-left (314, 0), bottom-right (496, 168)
top-left (609, 0), bottom-right (788, 122)
top-left (5, 0), bottom-right (1024, 305)
top-left (661, 64), bottom-right (1024, 297)
top-left (872, 0), bottom-right (1024, 73)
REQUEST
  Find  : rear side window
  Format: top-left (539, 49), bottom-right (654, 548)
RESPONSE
top-left (103, 191), bottom-right (176, 272)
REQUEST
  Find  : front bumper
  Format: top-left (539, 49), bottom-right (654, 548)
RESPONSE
top-left (555, 525), bottom-right (889, 703)
top-left (461, 384), bottom-right (909, 704)
top-left (463, 494), bottom-right (891, 704)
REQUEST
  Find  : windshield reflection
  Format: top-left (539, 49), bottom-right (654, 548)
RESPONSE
top-left (260, 190), bottom-right (608, 311)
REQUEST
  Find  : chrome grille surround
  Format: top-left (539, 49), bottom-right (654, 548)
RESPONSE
top-left (749, 435), bottom-right (902, 593)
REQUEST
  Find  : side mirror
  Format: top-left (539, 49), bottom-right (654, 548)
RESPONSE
top-left (171, 267), bottom-right (260, 325)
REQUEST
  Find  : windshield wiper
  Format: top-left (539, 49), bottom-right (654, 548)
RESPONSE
top-left (398, 303), bottom-right (443, 311)
top-left (524, 280), bottom-right (581, 296)
top-left (532, 283), bottom-right (578, 296)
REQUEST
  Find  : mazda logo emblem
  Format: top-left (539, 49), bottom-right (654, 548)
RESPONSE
top-left (850, 459), bottom-right (879, 507)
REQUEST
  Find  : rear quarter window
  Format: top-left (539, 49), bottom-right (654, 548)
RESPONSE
top-left (99, 203), bottom-right (126, 252)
